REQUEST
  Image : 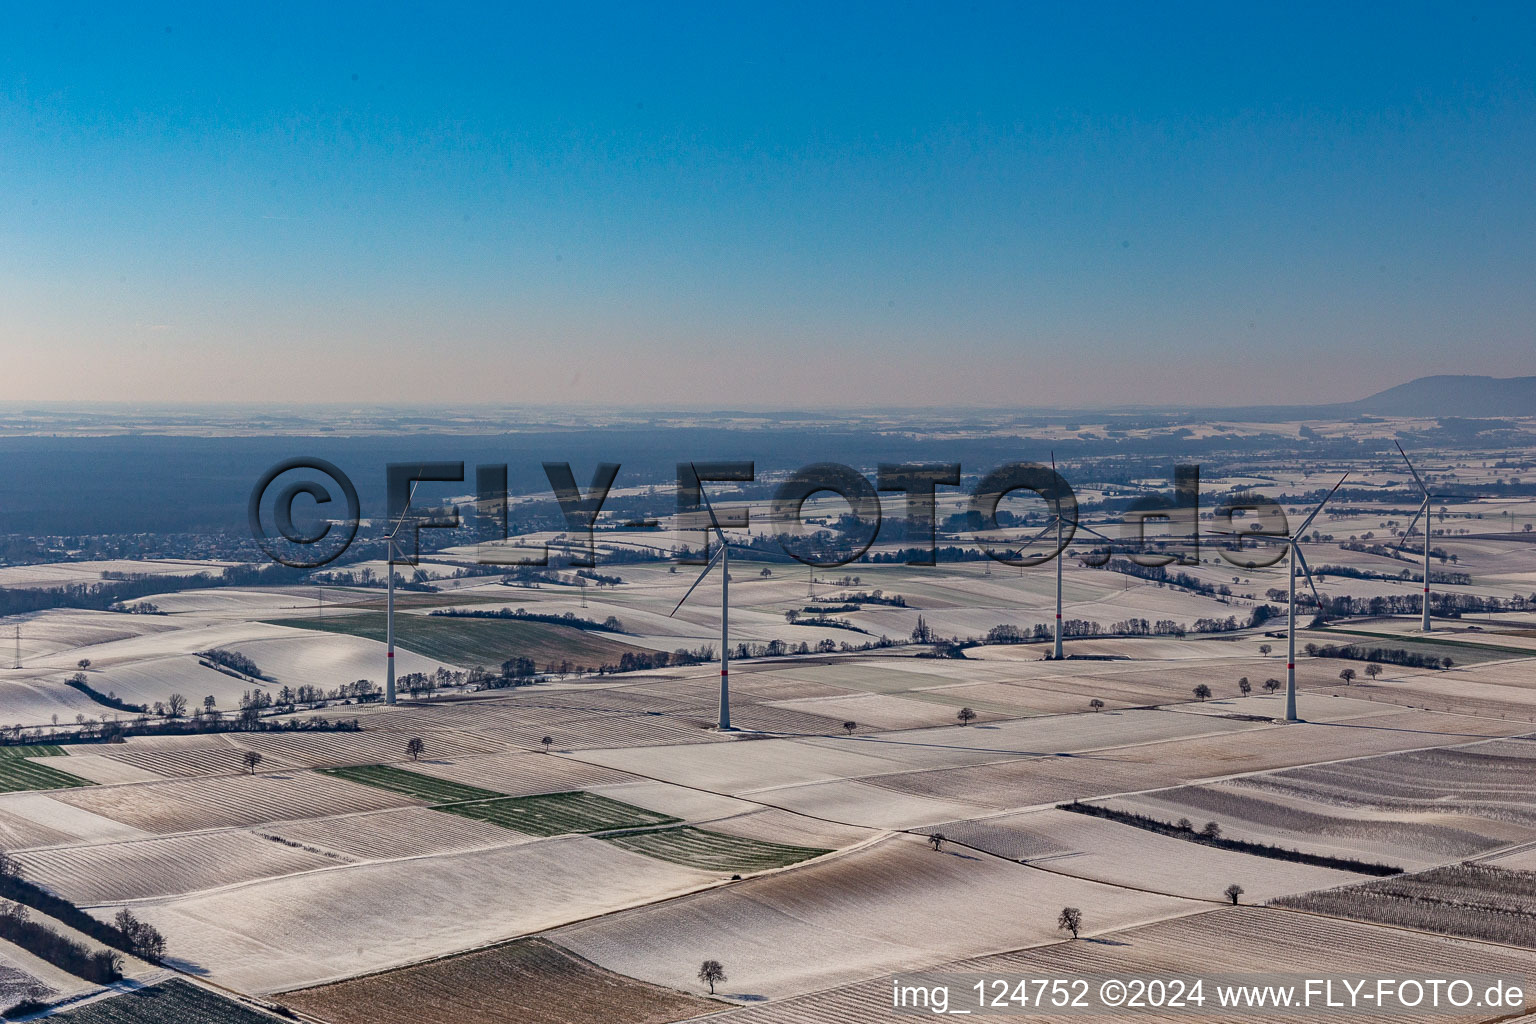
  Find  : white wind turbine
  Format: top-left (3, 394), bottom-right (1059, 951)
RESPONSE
top-left (1005, 519), bottom-right (1115, 659)
top-left (669, 471), bottom-right (737, 731)
top-left (1394, 442), bottom-right (1434, 633)
top-left (1274, 473), bottom-right (1349, 722)
top-left (384, 477), bottom-right (421, 707)
top-left (1001, 495), bottom-right (1115, 660)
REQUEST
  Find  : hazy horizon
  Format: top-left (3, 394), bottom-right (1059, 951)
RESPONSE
top-left (0, 372), bottom-right (1501, 429)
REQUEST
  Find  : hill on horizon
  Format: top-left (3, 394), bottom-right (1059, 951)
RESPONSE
top-left (1344, 375), bottom-right (1536, 418)
top-left (1150, 375), bottom-right (1536, 422)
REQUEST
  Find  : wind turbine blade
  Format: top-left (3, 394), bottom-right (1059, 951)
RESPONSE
top-left (1003, 518), bottom-right (1059, 559)
top-left (688, 462), bottom-right (731, 548)
top-left (669, 546), bottom-right (724, 616)
top-left (387, 474), bottom-right (424, 541)
top-left (1293, 472), bottom-right (1349, 539)
top-left (1292, 544), bottom-right (1326, 615)
top-left (1072, 521), bottom-right (1118, 545)
top-left (1394, 500), bottom-right (1428, 552)
top-left (1395, 442), bottom-right (1430, 498)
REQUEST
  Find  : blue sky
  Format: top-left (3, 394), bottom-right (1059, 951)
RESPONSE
top-left (3, 3), bottom-right (1534, 407)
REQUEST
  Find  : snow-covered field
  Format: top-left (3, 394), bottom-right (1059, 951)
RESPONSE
top-left (0, 620), bottom-right (454, 726)
top-left (923, 807), bottom-right (1370, 901)
top-left (551, 833), bottom-right (1199, 1000)
top-left (0, 559), bottom-right (241, 589)
top-left (1, 535), bottom-right (1533, 1009)
top-left (99, 836), bottom-right (723, 993)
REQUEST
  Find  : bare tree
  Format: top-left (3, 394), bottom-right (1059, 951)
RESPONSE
top-left (541, 735), bottom-right (553, 753)
top-left (1193, 684), bottom-right (1212, 702)
top-left (1365, 663), bottom-right (1382, 681)
top-left (1089, 699), bottom-right (1105, 712)
top-left (241, 750), bottom-right (263, 775)
top-left (1057, 906), bottom-right (1082, 939)
top-left (1201, 821), bottom-right (1222, 840)
top-left (406, 737), bottom-right (425, 761)
top-left (842, 721), bottom-right (857, 736)
top-left (928, 832), bottom-right (946, 852)
top-left (956, 707), bottom-right (977, 726)
top-left (1263, 678), bottom-right (1281, 695)
top-left (1238, 677), bottom-right (1251, 696)
top-left (114, 909), bottom-right (167, 963)
top-left (1339, 668), bottom-right (1356, 685)
top-left (0, 850), bottom-right (19, 880)
top-left (77, 658), bottom-right (91, 670)
top-left (1259, 644), bottom-right (1272, 657)
top-left (698, 959), bottom-right (726, 995)
top-left (166, 693), bottom-right (188, 718)
top-left (1224, 883), bottom-right (1245, 905)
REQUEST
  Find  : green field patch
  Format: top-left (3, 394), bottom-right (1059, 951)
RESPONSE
top-left (267, 611), bottom-right (647, 669)
top-left (0, 756), bottom-right (92, 793)
top-left (0, 744), bottom-right (66, 759)
top-left (324, 768), bottom-right (681, 838)
top-left (442, 791), bottom-right (679, 837)
top-left (601, 825), bottom-right (831, 873)
top-left (320, 764), bottom-right (506, 804)
top-left (1316, 627), bottom-right (1534, 663)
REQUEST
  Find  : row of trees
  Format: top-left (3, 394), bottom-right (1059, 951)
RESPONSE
top-left (1306, 644), bottom-right (1453, 670)
top-left (1100, 559), bottom-right (1233, 599)
top-left (1278, 589), bottom-right (1536, 619)
top-left (311, 566), bottom-right (437, 591)
top-left (156, 682), bottom-right (378, 725)
top-left (0, 706), bottom-right (363, 748)
top-left (198, 648), bottom-right (265, 679)
top-left (0, 851), bottom-right (166, 975)
top-left (1059, 801), bottom-right (1399, 874)
top-left (0, 902), bottom-right (124, 983)
top-left (811, 589), bottom-right (907, 607)
top-left (784, 610), bottom-right (864, 632)
top-left (1317, 562), bottom-right (1471, 586)
top-left (429, 607), bottom-right (625, 633)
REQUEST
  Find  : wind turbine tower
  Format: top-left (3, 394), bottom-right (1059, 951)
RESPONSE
top-left (1054, 502), bottom-right (1064, 658)
top-left (1395, 442), bottom-right (1434, 632)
